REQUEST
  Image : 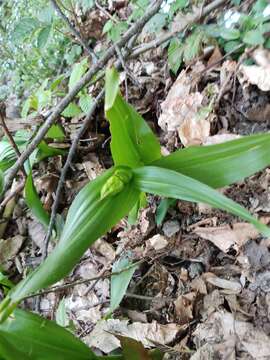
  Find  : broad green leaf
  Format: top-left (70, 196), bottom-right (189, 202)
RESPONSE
top-left (46, 124), bottom-right (65, 139)
top-left (0, 131), bottom-right (30, 172)
top-left (155, 198), bottom-right (176, 226)
top-left (144, 13), bottom-right (167, 34)
top-left (36, 141), bottom-right (66, 162)
top-left (224, 40), bottom-right (242, 53)
top-left (79, 93), bottom-right (94, 114)
top-left (69, 58), bottom-right (88, 91)
top-left (168, 38), bottom-right (183, 74)
top-left (151, 133), bottom-right (270, 189)
top-left (243, 29), bottom-right (265, 45)
top-left (103, 19), bottom-right (114, 34)
top-left (37, 25), bottom-right (51, 49)
top-left (0, 309), bottom-right (96, 359)
top-left (105, 68), bottom-right (161, 167)
top-left (220, 28), bottom-right (240, 40)
top-left (183, 31), bottom-right (203, 62)
top-left (132, 166), bottom-right (270, 237)
top-left (0, 272), bottom-right (13, 291)
top-left (56, 298), bottom-right (69, 328)
top-left (79, 0), bottom-right (95, 12)
top-left (24, 172), bottom-right (50, 228)
top-left (38, 5), bottom-right (55, 23)
top-left (5, 168), bottom-right (139, 306)
top-left (110, 257), bottom-right (138, 312)
top-left (11, 18), bottom-right (40, 42)
top-left (36, 89), bottom-right (52, 111)
top-left (0, 170), bottom-right (4, 196)
top-left (61, 102), bottom-right (82, 118)
top-left (128, 192), bottom-right (147, 225)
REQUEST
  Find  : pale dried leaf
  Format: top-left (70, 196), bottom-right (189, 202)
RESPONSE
top-left (193, 311), bottom-right (270, 359)
top-left (86, 319), bottom-right (181, 353)
top-left (204, 273), bottom-right (242, 293)
top-left (239, 49), bottom-right (270, 92)
top-left (174, 292), bottom-right (196, 325)
top-left (194, 223), bottom-right (259, 253)
top-left (178, 117), bottom-right (210, 147)
top-left (92, 238), bottom-right (115, 262)
top-left (0, 235), bottom-right (25, 265)
top-left (203, 133), bottom-right (240, 146)
top-left (145, 234), bottom-right (168, 251)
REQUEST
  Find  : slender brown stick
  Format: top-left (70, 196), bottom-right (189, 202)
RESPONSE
top-left (0, 103), bottom-right (27, 178)
top-left (50, 0), bottom-right (97, 63)
top-left (3, 0), bottom-right (163, 198)
top-left (130, 0), bottom-right (227, 58)
top-left (23, 261), bottom-right (142, 299)
top-left (43, 90), bottom-right (104, 258)
top-left (0, 181), bottom-right (25, 211)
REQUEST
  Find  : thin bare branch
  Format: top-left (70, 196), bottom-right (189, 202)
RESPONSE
top-left (0, 103), bottom-right (27, 178)
top-left (43, 90), bottom-right (104, 258)
top-left (3, 0), bottom-right (163, 199)
top-left (50, 0), bottom-right (97, 63)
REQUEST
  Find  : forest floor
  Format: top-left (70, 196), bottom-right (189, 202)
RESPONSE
top-left (1, 1), bottom-right (270, 359)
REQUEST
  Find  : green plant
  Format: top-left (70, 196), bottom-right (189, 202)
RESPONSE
top-left (168, 0), bottom-right (270, 73)
top-left (1, 67), bottom-right (270, 356)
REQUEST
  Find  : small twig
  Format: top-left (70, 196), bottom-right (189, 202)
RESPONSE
top-left (115, 46), bottom-right (129, 100)
top-left (0, 181), bottom-right (25, 212)
top-left (95, 0), bottom-right (118, 23)
top-left (3, 0), bottom-right (163, 198)
top-left (0, 103), bottom-right (27, 178)
top-left (131, 0), bottom-right (227, 58)
top-left (50, 0), bottom-right (97, 63)
top-left (23, 260), bottom-right (142, 300)
top-left (43, 90), bottom-right (104, 259)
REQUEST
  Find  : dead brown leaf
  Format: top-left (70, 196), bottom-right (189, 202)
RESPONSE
top-left (239, 49), bottom-right (270, 91)
top-left (193, 310), bottom-right (270, 359)
top-left (0, 235), bottom-right (25, 269)
top-left (204, 273), bottom-right (242, 294)
top-left (158, 68), bottom-right (215, 146)
top-left (193, 223), bottom-right (259, 253)
top-left (174, 292), bottom-right (196, 324)
top-left (85, 319), bottom-right (181, 353)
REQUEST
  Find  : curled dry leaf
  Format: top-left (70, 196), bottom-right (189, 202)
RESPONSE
top-left (0, 235), bottom-right (25, 270)
top-left (239, 49), bottom-right (270, 91)
top-left (203, 133), bottom-right (240, 146)
top-left (158, 67), bottom-right (213, 146)
top-left (204, 273), bottom-right (242, 294)
top-left (193, 310), bottom-right (270, 359)
top-left (85, 319), bottom-right (181, 353)
top-left (145, 234), bottom-right (168, 252)
top-left (193, 223), bottom-right (259, 253)
top-left (174, 292), bottom-right (196, 325)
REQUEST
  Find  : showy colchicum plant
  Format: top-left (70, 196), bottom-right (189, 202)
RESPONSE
top-left (1, 67), bottom-right (270, 358)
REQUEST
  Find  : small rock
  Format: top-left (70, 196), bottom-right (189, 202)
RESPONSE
top-left (162, 220), bottom-right (180, 237)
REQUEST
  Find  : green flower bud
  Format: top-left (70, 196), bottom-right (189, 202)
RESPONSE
top-left (100, 167), bottom-right (132, 199)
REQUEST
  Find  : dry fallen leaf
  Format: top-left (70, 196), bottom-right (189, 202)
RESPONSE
top-left (193, 310), bottom-right (270, 359)
top-left (203, 133), bottom-right (240, 145)
top-left (85, 319), bottom-right (181, 353)
top-left (239, 49), bottom-right (270, 91)
top-left (204, 273), bottom-right (242, 294)
top-left (193, 223), bottom-right (259, 253)
top-left (174, 292), bottom-right (196, 325)
top-left (158, 68), bottom-right (214, 146)
top-left (0, 235), bottom-right (25, 269)
top-left (145, 234), bottom-right (168, 252)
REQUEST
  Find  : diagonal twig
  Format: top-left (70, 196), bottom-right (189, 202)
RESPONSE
top-left (2, 0), bottom-right (163, 199)
top-left (0, 103), bottom-right (27, 178)
top-left (43, 90), bottom-right (104, 259)
top-left (50, 0), bottom-right (97, 63)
